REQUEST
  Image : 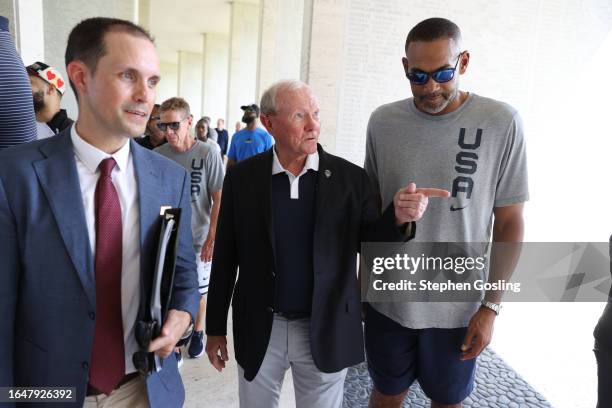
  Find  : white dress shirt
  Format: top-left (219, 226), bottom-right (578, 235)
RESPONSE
top-left (36, 121), bottom-right (54, 139)
top-left (71, 126), bottom-right (141, 374)
top-left (271, 147), bottom-right (319, 199)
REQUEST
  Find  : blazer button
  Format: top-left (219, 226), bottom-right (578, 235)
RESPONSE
top-left (266, 306), bottom-right (274, 313)
top-left (88, 311), bottom-right (95, 320)
top-left (82, 362), bottom-right (89, 370)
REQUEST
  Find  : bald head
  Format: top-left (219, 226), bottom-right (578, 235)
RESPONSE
top-left (260, 80), bottom-right (314, 116)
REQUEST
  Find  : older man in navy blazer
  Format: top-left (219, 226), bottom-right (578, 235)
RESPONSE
top-left (0, 18), bottom-right (199, 408)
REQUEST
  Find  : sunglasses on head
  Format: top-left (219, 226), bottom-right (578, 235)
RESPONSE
top-left (156, 117), bottom-right (186, 132)
top-left (406, 51), bottom-right (464, 85)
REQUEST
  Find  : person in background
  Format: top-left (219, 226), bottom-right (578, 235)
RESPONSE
top-left (594, 235), bottom-right (612, 408)
top-left (195, 117), bottom-right (221, 154)
top-left (155, 98), bottom-right (224, 361)
top-left (202, 116), bottom-right (218, 142)
top-left (0, 15), bottom-right (36, 149)
top-left (215, 118), bottom-right (228, 162)
top-left (226, 104), bottom-right (274, 169)
top-left (26, 61), bottom-right (74, 139)
top-left (136, 103), bottom-right (166, 149)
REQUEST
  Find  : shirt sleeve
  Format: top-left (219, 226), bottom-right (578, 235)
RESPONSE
top-left (227, 134), bottom-right (237, 160)
top-left (494, 111), bottom-right (529, 207)
top-left (206, 148), bottom-right (225, 193)
top-left (0, 18), bottom-right (36, 149)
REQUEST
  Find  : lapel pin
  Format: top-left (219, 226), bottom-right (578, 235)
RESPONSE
top-left (324, 169), bottom-right (331, 178)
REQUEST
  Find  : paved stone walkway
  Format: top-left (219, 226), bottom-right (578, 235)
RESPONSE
top-left (343, 348), bottom-right (553, 408)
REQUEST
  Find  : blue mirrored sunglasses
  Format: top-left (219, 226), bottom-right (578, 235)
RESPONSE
top-left (406, 52), bottom-right (464, 85)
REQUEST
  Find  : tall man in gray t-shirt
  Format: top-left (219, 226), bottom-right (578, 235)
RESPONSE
top-left (364, 18), bottom-right (528, 408)
top-left (155, 97), bottom-right (225, 359)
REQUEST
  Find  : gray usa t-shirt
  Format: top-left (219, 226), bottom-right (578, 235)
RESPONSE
top-left (155, 140), bottom-right (225, 254)
top-left (364, 93), bottom-right (529, 328)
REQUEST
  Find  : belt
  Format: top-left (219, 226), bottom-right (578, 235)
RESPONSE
top-left (86, 372), bottom-right (140, 396)
top-left (278, 311), bottom-right (310, 320)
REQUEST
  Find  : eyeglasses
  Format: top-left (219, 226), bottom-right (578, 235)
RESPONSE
top-left (406, 52), bottom-right (464, 85)
top-left (156, 117), bottom-right (186, 132)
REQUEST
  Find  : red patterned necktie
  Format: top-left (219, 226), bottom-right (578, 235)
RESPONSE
top-left (89, 157), bottom-right (125, 395)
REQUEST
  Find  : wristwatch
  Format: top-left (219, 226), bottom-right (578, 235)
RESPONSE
top-left (481, 300), bottom-right (501, 315)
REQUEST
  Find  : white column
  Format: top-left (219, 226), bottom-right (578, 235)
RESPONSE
top-left (201, 33), bottom-right (229, 124)
top-left (137, 0), bottom-right (151, 30)
top-left (226, 1), bottom-right (260, 131)
top-left (14, 0), bottom-right (45, 64)
top-left (257, 0), bottom-right (305, 99)
top-left (303, 0), bottom-right (346, 153)
top-left (177, 50), bottom-right (203, 118)
top-left (157, 60), bottom-right (179, 104)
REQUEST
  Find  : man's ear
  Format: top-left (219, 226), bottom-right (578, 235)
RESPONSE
top-left (260, 113), bottom-right (273, 132)
top-left (459, 51), bottom-right (470, 75)
top-left (46, 83), bottom-right (55, 95)
top-left (66, 60), bottom-right (89, 97)
top-left (402, 57), bottom-right (410, 74)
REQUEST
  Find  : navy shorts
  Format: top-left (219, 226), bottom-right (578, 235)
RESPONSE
top-left (364, 304), bottom-right (476, 405)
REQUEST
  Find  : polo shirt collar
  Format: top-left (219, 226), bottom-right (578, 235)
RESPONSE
top-left (272, 147), bottom-right (319, 176)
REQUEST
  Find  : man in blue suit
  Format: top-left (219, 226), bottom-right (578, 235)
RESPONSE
top-left (0, 17), bottom-right (199, 407)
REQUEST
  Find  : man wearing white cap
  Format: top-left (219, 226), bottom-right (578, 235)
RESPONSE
top-left (26, 61), bottom-right (74, 139)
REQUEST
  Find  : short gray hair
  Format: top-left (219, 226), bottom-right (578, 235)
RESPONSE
top-left (260, 79), bottom-right (310, 115)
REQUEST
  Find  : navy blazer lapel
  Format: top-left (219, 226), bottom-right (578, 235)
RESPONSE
top-left (33, 131), bottom-right (95, 307)
top-left (131, 140), bottom-right (161, 287)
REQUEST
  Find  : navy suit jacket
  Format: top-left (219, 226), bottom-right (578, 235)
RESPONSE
top-left (0, 128), bottom-right (200, 407)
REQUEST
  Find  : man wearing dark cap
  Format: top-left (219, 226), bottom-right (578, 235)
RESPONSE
top-left (226, 103), bottom-right (274, 168)
top-left (26, 61), bottom-right (74, 138)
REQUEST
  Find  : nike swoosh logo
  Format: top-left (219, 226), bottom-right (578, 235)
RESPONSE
top-left (450, 205), bottom-right (468, 211)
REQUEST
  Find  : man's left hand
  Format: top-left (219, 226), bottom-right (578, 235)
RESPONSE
top-left (460, 307), bottom-right (496, 361)
top-left (148, 309), bottom-right (191, 358)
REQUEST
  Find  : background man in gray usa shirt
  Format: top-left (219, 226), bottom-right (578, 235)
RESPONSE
top-left (364, 18), bottom-right (528, 408)
top-left (155, 97), bottom-right (224, 360)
